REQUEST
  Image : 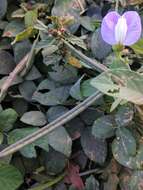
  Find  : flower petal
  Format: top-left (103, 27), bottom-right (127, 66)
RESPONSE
top-left (101, 11), bottom-right (120, 45)
top-left (123, 11), bottom-right (142, 46)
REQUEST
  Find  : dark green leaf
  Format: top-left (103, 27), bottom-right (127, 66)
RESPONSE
top-left (0, 108), bottom-right (18, 131)
top-left (32, 86), bottom-right (70, 106)
top-left (81, 128), bottom-right (107, 164)
top-left (85, 175), bottom-right (99, 190)
top-left (0, 164), bottom-right (23, 190)
top-left (115, 105), bottom-right (134, 127)
top-left (91, 28), bottom-right (111, 60)
top-left (0, 0), bottom-right (7, 19)
top-left (47, 106), bottom-right (69, 122)
top-left (49, 64), bottom-right (78, 85)
top-left (48, 126), bottom-right (72, 157)
top-left (92, 115), bottom-right (115, 139)
top-left (0, 50), bottom-right (15, 75)
top-left (70, 76), bottom-right (84, 100)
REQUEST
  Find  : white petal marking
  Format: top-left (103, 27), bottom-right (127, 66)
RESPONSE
top-left (115, 16), bottom-right (127, 44)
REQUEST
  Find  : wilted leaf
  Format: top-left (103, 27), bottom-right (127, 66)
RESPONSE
top-left (65, 163), bottom-right (84, 190)
top-left (20, 111), bottom-right (47, 126)
top-left (128, 0), bottom-right (143, 5)
top-left (67, 55), bottom-right (82, 68)
top-left (92, 115), bottom-right (115, 139)
top-left (0, 164), bottom-right (23, 190)
top-left (52, 0), bottom-right (84, 33)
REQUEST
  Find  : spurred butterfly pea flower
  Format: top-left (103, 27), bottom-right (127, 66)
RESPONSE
top-left (101, 11), bottom-right (142, 46)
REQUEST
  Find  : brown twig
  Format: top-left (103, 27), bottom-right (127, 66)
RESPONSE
top-left (0, 53), bottom-right (30, 101)
top-left (0, 91), bottom-right (102, 158)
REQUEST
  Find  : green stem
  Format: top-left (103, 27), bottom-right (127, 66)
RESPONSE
top-left (115, 0), bottom-right (119, 12)
top-left (28, 173), bottom-right (65, 190)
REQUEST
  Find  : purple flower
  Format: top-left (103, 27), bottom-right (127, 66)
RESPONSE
top-left (101, 11), bottom-right (142, 46)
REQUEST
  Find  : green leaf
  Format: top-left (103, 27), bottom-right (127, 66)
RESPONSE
top-left (85, 175), bottom-right (99, 190)
top-left (81, 79), bottom-right (98, 97)
top-left (115, 105), bottom-right (134, 127)
top-left (47, 106), bottom-right (68, 122)
top-left (8, 126), bottom-right (72, 158)
top-left (91, 28), bottom-right (111, 60)
top-left (90, 69), bottom-right (143, 105)
top-left (70, 76), bottom-right (84, 100)
top-left (32, 86), bottom-right (70, 106)
top-left (48, 127), bottom-right (72, 157)
top-left (116, 128), bottom-right (137, 156)
top-left (0, 0), bottom-right (7, 19)
top-left (43, 148), bottom-right (68, 175)
top-left (80, 16), bottom-right (97, 32)
top-left (0, 164), bottom-right (23, 190)
top-left (112, 128), bottom-right (137, 168)
top-left (20, 111), bottom-right (47, 126)
top-left (19, 81), bottom-right (37, 101)
top-left (24, 10), bottom-right (37, 27)
top-left (131, 38), bottom-right (143, 55)
top-left (3, 20), bottom-right (25, 37)
top-left (0, 132), bottom-right (3, 144)
top-left (49, 64), bottom-right (78, 85)
top-left (128, 171), bottom-right (143, 190)
top-left (92, 116), bottom-right (115, 139)
top-left (0, 108), bottom-right (18, 131)
top-left (12, 27), bottom-right (36, 44)
top-left (8, 128), bottom-right (49, 158)
top-left (135, 144), bottom-right (143, 169)
top-left (0, 50), bottom-right (15, 75)
top-left (81, 128), bottom-right (107, 164)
